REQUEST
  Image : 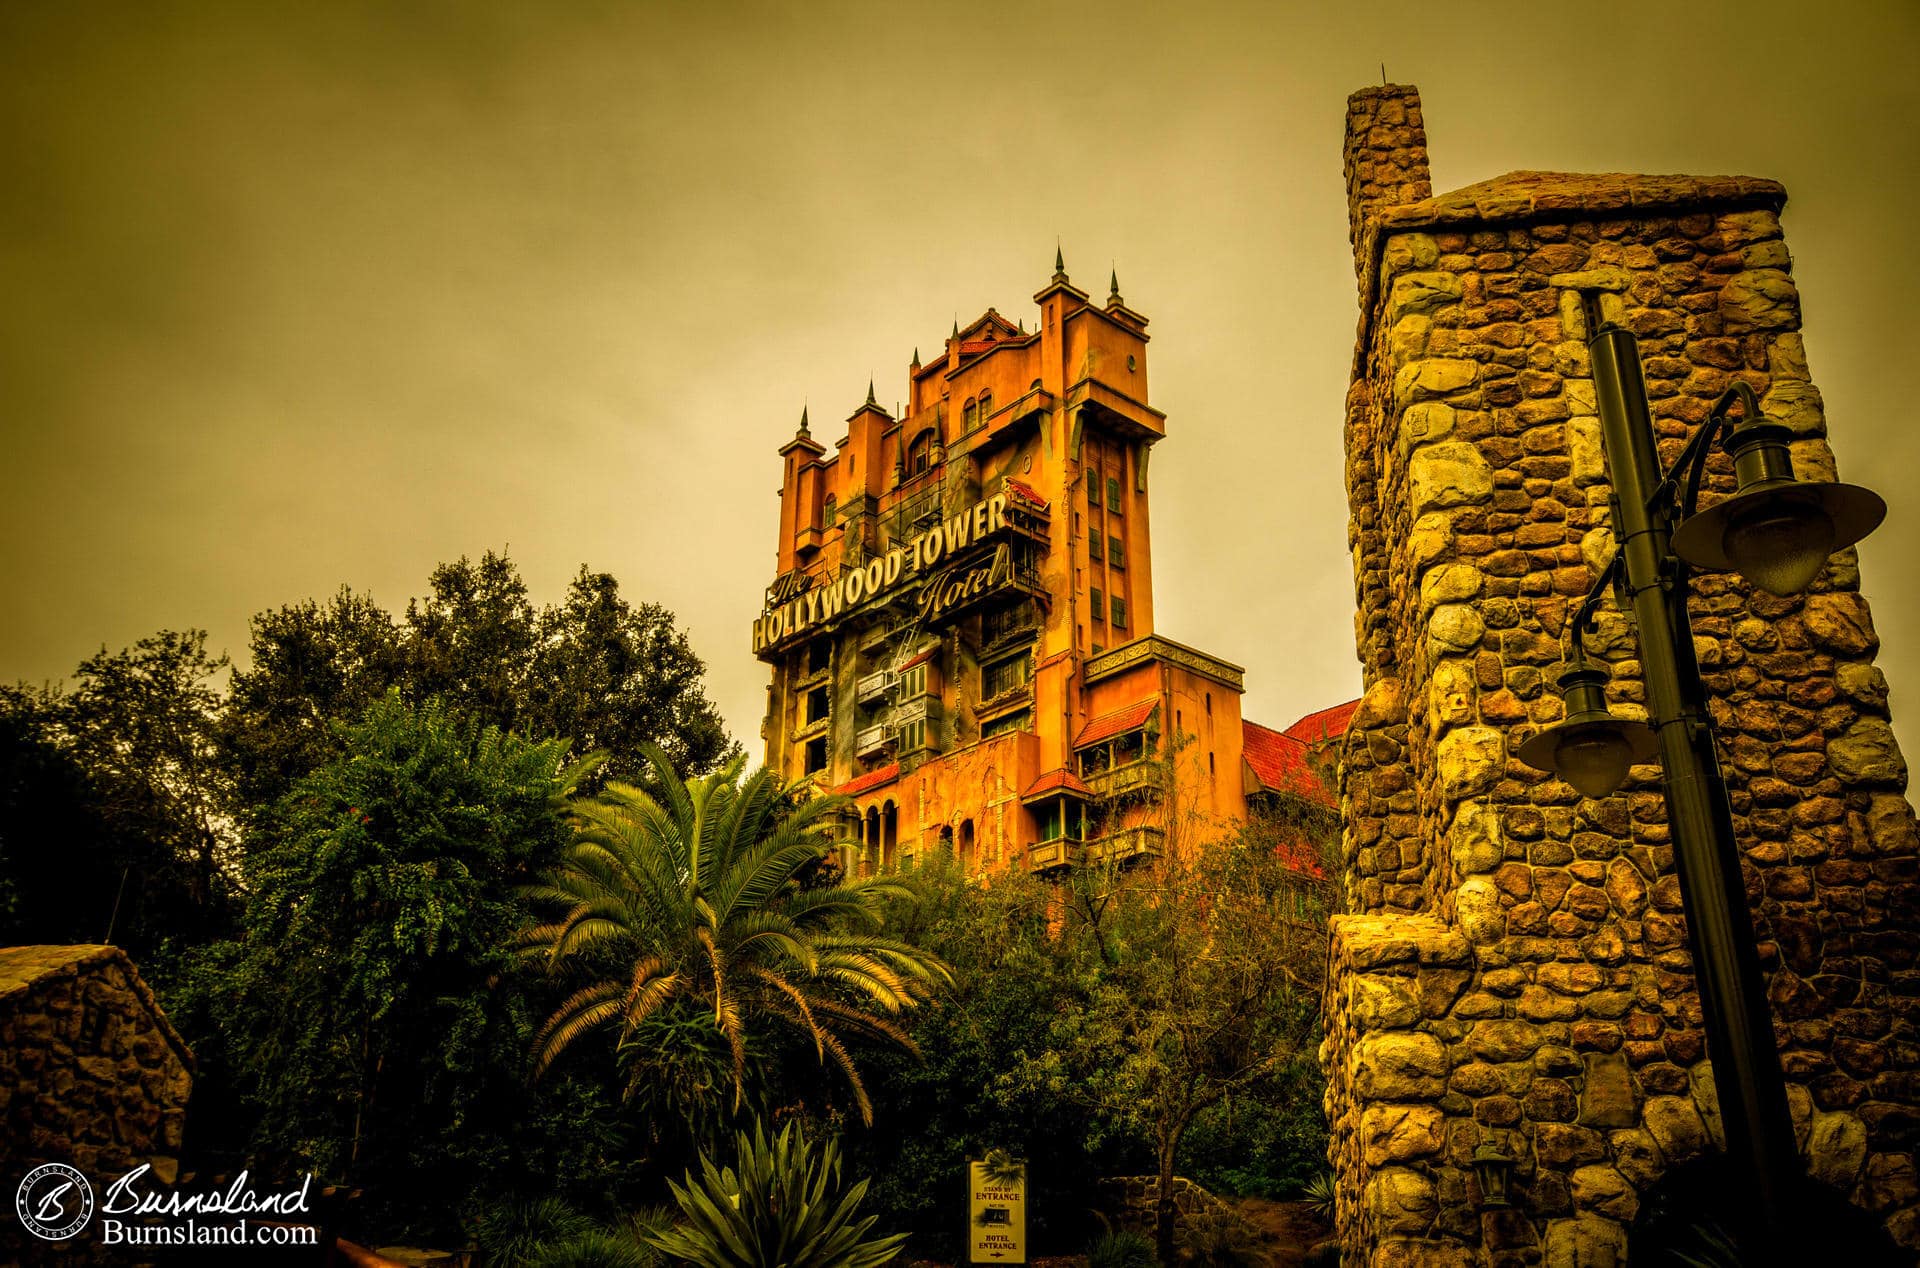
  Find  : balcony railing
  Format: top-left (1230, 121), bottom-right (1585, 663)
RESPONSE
top-left (1028, 837), bottom-right (1086, 873)
top-left (854, 724), bottom-right (892, 757)
top-left (1085, 761), bottom-right (1167, 801)
top-left (1087, 825), bottom-right (1166, 866)
top-left (855, 670), bottom-right (893, 703)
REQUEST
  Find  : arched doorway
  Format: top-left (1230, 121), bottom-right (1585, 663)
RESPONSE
top-left (959, 819), bottom-right (976, 873)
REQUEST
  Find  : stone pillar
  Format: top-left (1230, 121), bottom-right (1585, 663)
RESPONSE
top-left (1323, 90), bottom-right (1920, 1267)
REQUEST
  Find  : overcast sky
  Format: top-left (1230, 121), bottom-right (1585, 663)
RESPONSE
top-left (3, 0), bottom-right (1916, 756)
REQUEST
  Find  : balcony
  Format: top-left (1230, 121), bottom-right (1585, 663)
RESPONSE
top-left (1087, 825), bottom-right (1165, 866)
top-left (856, 670), bottom-right (893, 704)
top-left (1085, 761), bottom-right (1167, 801)
top-left (854, 724), bottom-right (892, 758)
top-left (1028, 837), bottom-right (1085, 873)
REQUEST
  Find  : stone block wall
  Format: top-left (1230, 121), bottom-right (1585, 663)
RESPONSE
top-left (0, 944), bottom-right (192, 1177)
top-left (1322, 84), bottom-right (1920, 1265)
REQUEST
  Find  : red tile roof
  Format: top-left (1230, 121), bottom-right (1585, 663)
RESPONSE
top-left (833, 763), bottom-right (900, 798)
top-left (1022, 768), bottom-right (1093, 801)
top-left (896, 645), bottom-right (937, 671)
top-left (1004, 478), bottom-right (1049, 510)
top-left (1282, 698), bottom-right (1360, 746)
top-left (1073, 700), bottom-right (1158, 749)
top-left (1242, 721), bottom-right (1333, 805)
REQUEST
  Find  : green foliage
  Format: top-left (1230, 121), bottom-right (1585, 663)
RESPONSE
top-left (1177, 1055), bottom-right (1329, 1199)
top-left (172, 692), bottom-right (618, 1238)
top-left (1088, 1228), bottom-right (1157, 1268)
top-left (222, 556), bottom-right (734, 818)
top-left (474, 1196), bottom-right (596, 1268)
top-left (644, 1119), bottom-right (906, 1268)
top-left (0, 633), bottom-right (237, 953)
top-left (839, 856), bottom-right (1138, 1258)
top-left (1301, 1170), bottom-right (1337, 1221)
top-left (522, 747), bottom-right (950, 1129)
top-left (524, 1231), bottom-right (662, 1268)
top-left (1175, 1209), bottom-right (1264, 1267)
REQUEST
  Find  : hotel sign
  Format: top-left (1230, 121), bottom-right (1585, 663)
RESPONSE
top-left (752, 491), bottom-right (1015, 653)
top-left (967, 1160), bottom-right (1026, 1263)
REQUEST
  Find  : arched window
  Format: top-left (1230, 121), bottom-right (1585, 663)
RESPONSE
top-left (962, 398), bottom-right (978, 431)
top-left (907, 429), bottom-right (936, 476)
top-left (978, 391), bottom-right (992, 427)
top-left (821, 494), bottom-right (836, 529)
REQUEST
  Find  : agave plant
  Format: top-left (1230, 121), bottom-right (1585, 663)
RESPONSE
top-left (1302, 1169), bottom-right (1337, 1222)
top-left (644, 1119), bottom-right (906, 1268)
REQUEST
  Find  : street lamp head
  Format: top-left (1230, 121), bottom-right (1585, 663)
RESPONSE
top-left (1515, 657), bottom-right (1658, 799)
top-left (1670, 416), bottom-right (1886, 596)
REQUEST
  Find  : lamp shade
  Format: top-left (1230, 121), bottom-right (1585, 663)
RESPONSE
top-left (1515, 660), bottom-right (1658, 799)
top-left (1671, 415), bottom-right (1885, 596)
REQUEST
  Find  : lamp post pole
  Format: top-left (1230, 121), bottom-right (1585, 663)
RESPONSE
top-left (1588, 324), bottom-right (1801, 1248)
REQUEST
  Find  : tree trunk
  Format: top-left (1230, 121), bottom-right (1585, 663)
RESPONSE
top-left (1155, 1139), bottom-right (1179, 1265)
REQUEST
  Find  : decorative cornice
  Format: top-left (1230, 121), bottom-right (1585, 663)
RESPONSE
top-left (1085, 633), bottom-right (1245, 691)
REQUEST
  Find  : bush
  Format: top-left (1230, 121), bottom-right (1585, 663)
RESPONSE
top-left (474, 1196), bottom-right (595, 1268)
top-left (525, 1231), bottom-right (661, 1268)
top-left (1088, 1228), bottom-right (1157, 1268)
top-left (645, 1119), bottom-right (905, 1268)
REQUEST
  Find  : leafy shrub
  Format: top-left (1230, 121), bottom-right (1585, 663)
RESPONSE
top-left (1301, 1170), bottom-right (1337, 1221)
top-left (1088, 1228), bottom-right (1157, 1268)
top-left (645, 1119), bottom-right (906, 1268)
top-left (525, 1231), bottom-right (661, 1268)
top-left (474, 1196), bottom-right (595, 1268)
top-left (1176, 1209), bottom-right (1264, 1267)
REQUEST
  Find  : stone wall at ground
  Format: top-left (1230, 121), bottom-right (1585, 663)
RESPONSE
top-left (1094, 1174), bottom-right (1241, 1238)
top-left (1322, 83), bottom-right (1920, 1266)
top-left (0, 944), bottom-right (192, 1179)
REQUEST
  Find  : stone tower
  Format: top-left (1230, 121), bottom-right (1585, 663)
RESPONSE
top-left (1322, 84), bottom-right (1920, 1264)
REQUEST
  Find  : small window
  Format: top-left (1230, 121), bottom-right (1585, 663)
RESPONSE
top-left (899, 662), bottom-right (929, 699)
top-left (1091, 586), bottom-right (1105, 622)
top-left (1209, 751), bottom-right (1216, 774)
top-left (804, 737), bottom-right (828, 773)
top-left (979, 391), bottom-right (992, 425)
top-left (806, 686), bottom-right (830, 724)
top-left (962, 399), bottom-right (978, 430)
top-left (982, 653), bottom-right (1031, 700)
top-left (807, 640), bottom-right (830, 675)
top-left (1037, 799), bottom-right (1062, 842)
top-left (1110, 595), bottom-right (1127, 629)
top-left (1107, 476), bottom-right (1123, 511)
top-left (1089, 526), bottom-right (1104, 561)
top-left (897, 718), bottom-right (929, 753)
top-left (907, 429), bottom-right (936, 476)
top-left (1205, 692), bottom-right (1212, 716)
top-left (1087, 475), bottom-right (1102, 508)
top-left (982, 710), bottom-right (1030, 739)
top-left (821, 494), bottom-right (836, 529)
top-left (1108, 536), bottom-right (1125, 570)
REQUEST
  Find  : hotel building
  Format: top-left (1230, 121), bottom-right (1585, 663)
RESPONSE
top-left (752, 255), bottom-right (1348, 874)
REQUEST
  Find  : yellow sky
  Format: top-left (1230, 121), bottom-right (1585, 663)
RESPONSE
top-left (3, 0), bottom-right (1916, 753)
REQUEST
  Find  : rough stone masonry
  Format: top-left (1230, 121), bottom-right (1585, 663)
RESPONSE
top-left (1321, 84), bottom-right (1920, 1266)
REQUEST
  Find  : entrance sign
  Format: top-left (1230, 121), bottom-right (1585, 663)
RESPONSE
top-left (967, 1160), bottom-right (1026, 1263)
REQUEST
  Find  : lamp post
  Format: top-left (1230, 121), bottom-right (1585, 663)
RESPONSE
top-left (1514, 320), bottom-right (1885, 1260)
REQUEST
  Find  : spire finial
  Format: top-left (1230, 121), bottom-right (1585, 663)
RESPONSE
top-left (1055, 243), bottom-right (1065, 272)
top-left (798, 404), bottom-right (810, 437)
top-left (1110, 265), bottom-right (1120, 297)
top-left (912, 346), bottom-right (921, 365)
top-left (951, 316), bottom-right (959, 338)
top-left (866, 378), bottom-right (876, 406)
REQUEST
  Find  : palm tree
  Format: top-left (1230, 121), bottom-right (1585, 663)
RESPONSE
top-left (521, 745), bottom-right (950, 1123)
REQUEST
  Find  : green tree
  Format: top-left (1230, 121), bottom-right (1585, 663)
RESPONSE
top-left (51, 631), bottom-right (235, 949)
top-left (0, 684), bottom-right (124, 945)
top-left (523, 748), bottom-right (951, 1130)
top-left (527, 567), bottom-right (735, 784)
top-left (184, 692), bottom-right (607, 1237)
top-left (406, 551), bottom-right (538, 729)
top-left (1014, 834), bottom-right (1331, 1263)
